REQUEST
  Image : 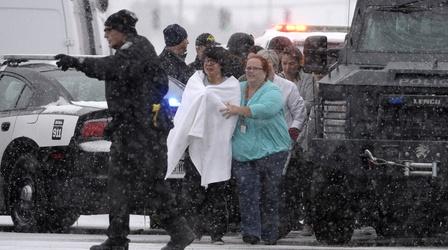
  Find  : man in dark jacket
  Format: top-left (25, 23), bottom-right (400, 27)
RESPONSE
top-left (159, 24), bottom-right (195, 84)
top-left (55, 9), bottom-right (194, 250)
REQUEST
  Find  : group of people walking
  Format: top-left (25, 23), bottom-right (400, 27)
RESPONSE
top-left (55, 9), bottom-right (315, 250)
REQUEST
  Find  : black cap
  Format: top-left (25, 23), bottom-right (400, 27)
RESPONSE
top-left (104, 9), bottom-right (138, 34)
top-left (195, 33), bottom-right (220, 47)
top-left (163, 24), bottom-right (188, 46)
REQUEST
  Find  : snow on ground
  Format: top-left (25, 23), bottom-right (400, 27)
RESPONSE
top-left (0, 214), bottom-right (151, 230)
top-left (73, 214), bottom-right (151, 230)
top-left (0, 231), bottom-right (445, 250)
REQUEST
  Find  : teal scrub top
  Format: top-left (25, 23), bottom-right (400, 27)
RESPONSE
top-left (232, 81), bottom-right (291, 162)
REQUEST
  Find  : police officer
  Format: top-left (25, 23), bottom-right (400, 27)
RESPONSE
top-left (55, 9), bottom-right (194, 250)
top-left (159, 24), bottom-right (195, 84)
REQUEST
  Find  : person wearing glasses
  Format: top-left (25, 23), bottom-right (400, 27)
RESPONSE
top-left (222, 55), bottom-right (291, 245)
top-left (167, 46), bottom-right (241, 245)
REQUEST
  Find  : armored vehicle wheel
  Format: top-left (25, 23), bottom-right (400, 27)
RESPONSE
top-left (312, 183), bottom-right (355, 244)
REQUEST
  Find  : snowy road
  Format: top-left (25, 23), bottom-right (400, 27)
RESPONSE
top-left (1, 215), bottom-right (448, 249)
top-left (0, 231), bottom-right (447, 250)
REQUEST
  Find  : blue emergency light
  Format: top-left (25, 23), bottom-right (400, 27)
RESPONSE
top-left (168, 97), bottom-right (181, 107)
top-left (388, 96), bottom-right (404, 105)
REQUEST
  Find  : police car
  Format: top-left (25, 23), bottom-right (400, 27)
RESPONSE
top-left (255, 23), bottom-right (348, 52)
top-left (0, 55), bottom-right (184, 232)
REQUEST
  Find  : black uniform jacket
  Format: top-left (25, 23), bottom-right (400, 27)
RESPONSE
top-left (159, 48), bottom-right (194, 85)
top-left (79, 34), bottom-right (169, 135)
top-left (189, 56), bottom-right (203, 71)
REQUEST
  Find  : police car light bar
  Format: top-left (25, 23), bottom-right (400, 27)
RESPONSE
top-left (274, 24), bottom-right (349, 33)
top-left (275, 24), bottom-right (308, 32)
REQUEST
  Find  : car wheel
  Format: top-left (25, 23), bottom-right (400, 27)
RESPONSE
top-left (9, 153), bottom-right (45, 232)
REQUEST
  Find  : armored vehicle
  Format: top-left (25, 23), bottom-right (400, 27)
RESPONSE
top-left (303, 0), bottom-right (448, 244)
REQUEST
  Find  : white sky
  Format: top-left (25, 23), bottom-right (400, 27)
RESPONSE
top-left (107, 0), bottom-right (357, 61)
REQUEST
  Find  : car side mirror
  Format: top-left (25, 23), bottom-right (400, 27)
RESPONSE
top-left (303, 36), bottom-right (328, 74)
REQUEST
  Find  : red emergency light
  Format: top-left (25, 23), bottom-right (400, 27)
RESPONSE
top-left (274, 24), bottom-right (308, 32)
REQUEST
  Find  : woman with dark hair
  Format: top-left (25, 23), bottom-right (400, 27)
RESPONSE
top-left (280, 46), bottom-right (314, 115)
top-left (166, 46), bottom-right (241, 245)
top-left (222, 55), bottom-right (291, 245)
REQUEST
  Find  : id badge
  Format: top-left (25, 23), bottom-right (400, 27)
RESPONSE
top-left (240, 124), bottom-right (247, 134)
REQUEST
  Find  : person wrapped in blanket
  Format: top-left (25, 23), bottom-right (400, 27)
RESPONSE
top-left (166, 46), bottom-right (241, 245)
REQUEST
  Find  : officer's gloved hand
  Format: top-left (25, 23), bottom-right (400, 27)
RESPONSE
top-left (288, 127), bottom-right (300, 142)
top-left (55, 54), bottom-right (80, 71)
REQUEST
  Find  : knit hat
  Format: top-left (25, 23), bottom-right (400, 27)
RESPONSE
top-left (104, 9), bottom-right (138, 34)
top-left (195, 33), bottom-right (220, 47)
top-left (163, 24), bottom-right (188, 46)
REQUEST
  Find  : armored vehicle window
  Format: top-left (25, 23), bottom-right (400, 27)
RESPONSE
top-left (42, 70), bottom-right (106, 102)
top-left (358, 5), bottom-right (448, 53)
top-left (0, 75), bottom-right (26, 111)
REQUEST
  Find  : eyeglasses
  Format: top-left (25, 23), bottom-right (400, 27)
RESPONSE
top-left (245, 66), bottom-right (264, 71)
top-left (204, 59), bottom-right (218, 65)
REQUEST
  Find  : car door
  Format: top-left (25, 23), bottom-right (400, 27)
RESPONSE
top-left (0, 74), bottom-right (27, 164)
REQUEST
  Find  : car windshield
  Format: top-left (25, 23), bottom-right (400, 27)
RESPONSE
top-left (42, 70), bottom-right (106, 102)
top-left (358, 5), bottom-right (448, 53)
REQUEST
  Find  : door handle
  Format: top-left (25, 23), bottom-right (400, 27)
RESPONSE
top-left (1, 122), bottom-right (10, 131)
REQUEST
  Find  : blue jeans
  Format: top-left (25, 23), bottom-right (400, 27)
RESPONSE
top-left (232, 151), bottom-right (288, 242)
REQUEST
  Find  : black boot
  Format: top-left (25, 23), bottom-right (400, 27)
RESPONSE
top-left (90, 238), bottom-right (129, 250)
top-left (161, 217), bottom-right (195, 250)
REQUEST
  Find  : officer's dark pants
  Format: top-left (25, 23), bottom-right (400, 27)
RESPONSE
top-left (107, 129), bottom-right (181, 242)
top-left (181, 158), bottom-right (228, 240)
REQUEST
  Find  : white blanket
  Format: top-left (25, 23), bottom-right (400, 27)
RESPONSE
top-left (166, 71), bottom-right (241, 186)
